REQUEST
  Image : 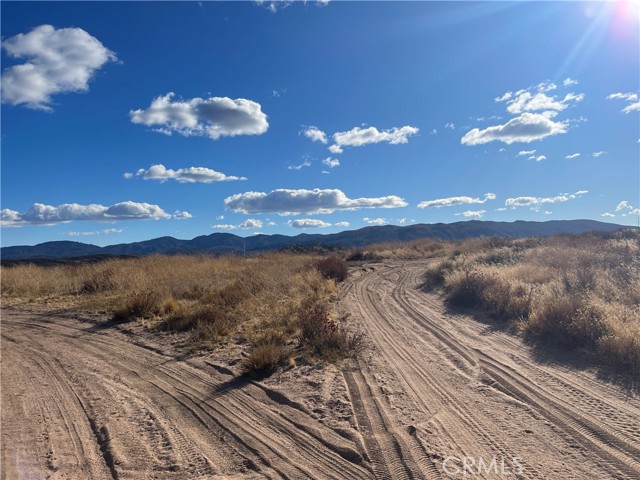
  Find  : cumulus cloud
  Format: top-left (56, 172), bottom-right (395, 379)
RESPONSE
top-left (130, 92), bottom-right (268, 140)
top-left (563, 78), bottom-right (579, 87)
top-left (518, 150), bottom-right (536, 156)
top-left (1, 25), bottom-right (117, 110)
top-left (288, 159), bottom-right (312, 170)
top-left (329, 125), bottom-right (418, 152)
top-left (289, 218), bottom-right (332, 229)
top-left (461, 112), bottom-right (568, 145)
top-left (565, 153), bottom-right (581, 159)
top-left (1, 201), bottom-right (172, 227)
top-left (363, 217), bottom-right (387, 225)
top-left (592, 151), bottom-right (606, 157)
top-left (417, 192), bottom-right (495, 209)
top-left (211, 218), bottom-right (263, 230)
top-left (505, 190), bottom-right (587, 209)
top-left (225, 188), bottom-right (407, 215)
top-left (334, 221), bottom-right (350, 227)
top-left (601, 212), bottom-right (615, 218)
top-left (456, 210), bottom-right (486, 218)
top-left (445, 122), bottom-right (455, 129)
top-left (303, 126), bottom-right (328, 144)
top-left (127, 164), bottom-right (246, 183)
top-left (607, 92), bottom-right (640, 114)
top-left (528, 155), bottom-right (546, 162)
top-left (322, 157), bottom-right (340, 168)
top-left (68, 228), bottom-right (123, 237)
top-left (496, 81), bottom-right (584, 115)
top-left (173, 210), bottom-right (192, 219)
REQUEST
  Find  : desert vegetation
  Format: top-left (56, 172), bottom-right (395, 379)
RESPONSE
top-left (1, 252), bottom-right (362, 374)
top-left (422, 230), bottom-right (640, 375)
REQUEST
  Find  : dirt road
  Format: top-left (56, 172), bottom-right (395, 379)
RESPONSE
top-left (340, 261), bottom-right (640, 479)
top-left (2, 260), bottom-right (639, 479)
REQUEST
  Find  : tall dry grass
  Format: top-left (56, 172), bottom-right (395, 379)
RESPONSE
top-left (1, 253), bottom-right (361, 374)
top-left (422, 231), bottom-right (640, 375)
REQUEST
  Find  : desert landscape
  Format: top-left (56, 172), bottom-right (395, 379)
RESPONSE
top-left (2, 232), bottom-right (639, 479)
top-left (2, 1), bottom-right (638, 478)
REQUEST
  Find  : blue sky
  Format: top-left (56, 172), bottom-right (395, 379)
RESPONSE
top-left (1, 1), bottom-right (638, 247)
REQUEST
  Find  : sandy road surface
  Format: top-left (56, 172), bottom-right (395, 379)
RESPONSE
top-left (2, 260), bottom-right (640, 479)
top-left (340, 261), bottom-right (640, 479)
top-left (1, 311), bottom-right (370, 480)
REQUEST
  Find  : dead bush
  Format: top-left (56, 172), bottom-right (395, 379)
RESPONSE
top-left (241, 334), bottom-right (290, 375)
top-left (315, 256), bottom-right (349, 283)
top-left (114, 290), bottom-right (165, 320)
top-left (299, 304), bottom-right (364, 361)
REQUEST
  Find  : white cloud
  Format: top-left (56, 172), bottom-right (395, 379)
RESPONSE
top-left (334, 221), bottom-right (350, 227)
top-left (322, 157), bottom-right (340, 168)
top-left (173, 210), bottom-right (192, 220)
top-left (496, 81), bottom-right (584, 115)
top-left (565, 153), bottom-right (581, 159)
top-left (616, 200), bottom-right (632, 211)
top-left (1, 201), bottom-right (172, 227)
top-left (607, 92), bottom-right (640, 114)
top-left (461, 113), bottom-right (568, 145)
top-left (601, 212), bottom-right (615, 218)
top-left (630, 208), bottom-right (640, 216)
top-left (363, 217), bottom-right (387, 225)
top-left (528, 155), bottom-right (547, 162)
top-left (1, 25), bottom-right (117, 110)
top-left (563, 78), bottom-right (579, 87)
top-left (496, 207), bottom-right (508, 212)
top-left (592, 151), bottom-right (606, 157)
top-left (255, 0), bottom-right (293, 13)
top-left (518, 150), bottom-right (536, 156)
top-left (505, 190), bottom-right (587, 209)
top-left (330, 125), bottom-right (418, 151)
top-left (456, 210), bottom-right (486, 218)
top-left (445, 122), bottom-right (455, 129)
top-left (211, 218), bottom-right (263, 230)
top-left (607, 92), bottom-right (639, 101)
top-left (128, 164), bottom-right (246, 183)
top-left (417, 192), bottom-right (495, 209)
top-left (303, 126), bottom-right (328, 144)
top-left (68, 228), bottom-right (123, 237)
top-left (288, 159), bottom-right (312, 170)
top-left (225, 188), bottom-right (407, 215)
top-left (289, 218), bottom-right (332, 229)
top-left (130, 92), bottom-right (268, 140)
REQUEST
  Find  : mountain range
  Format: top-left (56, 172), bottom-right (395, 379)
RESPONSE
top-left (1, 219), bottom-right (631, 261)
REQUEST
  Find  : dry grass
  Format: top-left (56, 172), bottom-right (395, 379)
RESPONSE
top-left (1, 253), bottom-right (360, 374)
top-left (348, 238), bottom-right (447, 261)
top-left (422, 230), bottom-right (640, 375)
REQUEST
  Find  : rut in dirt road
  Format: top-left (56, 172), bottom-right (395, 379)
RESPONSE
top-left (341, 261), bottom-right (640, 480)
top-left (1, 311), bottom-right (372, 480)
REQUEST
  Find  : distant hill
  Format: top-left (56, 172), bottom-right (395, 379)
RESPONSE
top-left (1, 219), bottom-right (631, 261)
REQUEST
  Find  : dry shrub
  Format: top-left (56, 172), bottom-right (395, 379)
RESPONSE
top-left (428, 230), bottom-right (640, 375)
top-left (114, 290), bottom-right (165, 320)
top-left (315, 256), bottom-right (349, 283)
top-left (300, 304), bottom-right (365, 361)
top-left (241, 334), bottom-right (290, 375)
